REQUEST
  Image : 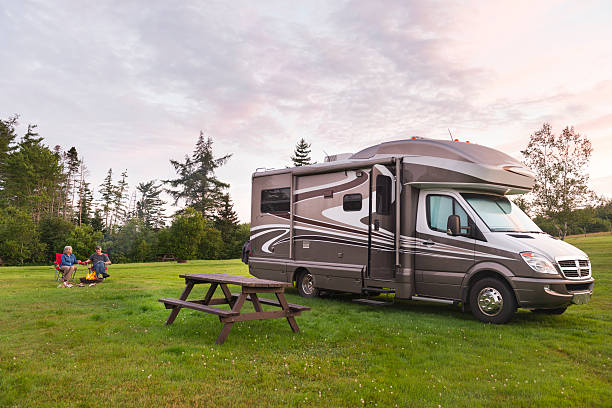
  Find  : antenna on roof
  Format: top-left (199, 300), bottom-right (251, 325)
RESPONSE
top-left (447, 128), bottom-right (454, 141)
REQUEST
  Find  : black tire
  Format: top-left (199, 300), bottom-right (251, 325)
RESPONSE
top-left (469, 277), bottom-right (516, 324)
top-left (296, 270), bottom-right (319, 298)
top-left (531, 307), bottom-right (567, 315)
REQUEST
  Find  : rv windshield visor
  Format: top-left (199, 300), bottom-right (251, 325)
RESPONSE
top-left (461, 193), bottom-right (542, 233)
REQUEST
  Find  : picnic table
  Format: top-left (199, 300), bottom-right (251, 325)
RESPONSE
top-left (156, 253), bottom-right (177, 262)
top-left (159, 273), bottom-right (310, 344)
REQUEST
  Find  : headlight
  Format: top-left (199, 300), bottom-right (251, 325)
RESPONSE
top-left (520, 251), bottom-right (558, 274)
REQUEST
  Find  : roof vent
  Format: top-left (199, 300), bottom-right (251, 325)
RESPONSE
top-left (324, 153), bottom-right (353, 162)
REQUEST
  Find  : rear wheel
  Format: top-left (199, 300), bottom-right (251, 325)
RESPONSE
top-left (469, 277), bottom-right (516, 324)
top-left (296, 270), bottom-right (319, 298)
top-left (532, 307), bottom-right (567, 315)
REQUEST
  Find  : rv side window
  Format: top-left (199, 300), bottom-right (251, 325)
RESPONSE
top-left (426, 195), bottom-right (470, 234)
top-left (261, 188), bottom-right (290, 213)
top-left (343, 194), bottom-right (362, 211)
top-left (376, 175), bottom-right (391, 215)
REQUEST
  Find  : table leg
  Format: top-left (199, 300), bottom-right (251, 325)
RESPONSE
top-left (203, 283), bottom-right (219, 305)
top-left (276, 292), bottom-right (300, 333)
top-left (216, 322), bottom-right (234, 345)
top-left (220, 283), bottom-right (235, 307)
top-left (216, 292), bottom-right (248, 344)
top-left (250, 293), bottom-right (263, 312)
top-left (165, 282), bottom-right (194, 325)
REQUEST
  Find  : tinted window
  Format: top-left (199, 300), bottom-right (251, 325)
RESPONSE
top-left (426, 195), bottom-right (470, 235)
top-left (376, 175), bottom-right (391, 215)
top-left (261, 188), bottom-right (290, 213)
top-left (343, 194), bottom-right (362, 211)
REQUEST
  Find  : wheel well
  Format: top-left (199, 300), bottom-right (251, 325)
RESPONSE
top-left (292, 267), bottom-right (308, 285)
top-left (465, 270), bottom-right (517, 306)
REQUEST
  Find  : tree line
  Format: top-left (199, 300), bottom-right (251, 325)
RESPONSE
top-left (0, 115), bottom-right (248, 265)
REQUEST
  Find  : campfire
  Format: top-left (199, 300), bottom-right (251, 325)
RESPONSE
top-left (80, 270), bottom-right (102, 283)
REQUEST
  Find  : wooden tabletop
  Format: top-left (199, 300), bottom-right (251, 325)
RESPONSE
top-left (179, 273), bottom-right (292, 288)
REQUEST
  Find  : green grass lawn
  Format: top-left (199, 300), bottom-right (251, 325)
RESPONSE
top-left (1, 236), bottom-right (611, 407)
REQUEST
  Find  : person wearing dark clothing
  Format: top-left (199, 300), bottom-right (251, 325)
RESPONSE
top-left (241, 240), bottom-right (250, 265)
top-left (86, 246), bottom-right (111, 278)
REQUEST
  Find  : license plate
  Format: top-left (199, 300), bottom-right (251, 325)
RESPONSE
top-left (572, 292), bottom-right (591, 305)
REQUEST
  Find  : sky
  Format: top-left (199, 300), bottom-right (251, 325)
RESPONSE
top-left (1, 0), bottom-right (611, 222)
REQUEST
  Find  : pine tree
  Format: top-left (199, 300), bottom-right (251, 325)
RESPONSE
top-left (214, 193), bottom-right (239, 240)
top-left (164, 131), bottom-right (232, 219)
top-left (64, 147), bottom-right (80, 219)
top-left (291, 138), bottom-right (313, 166)
top-left (99, 168), bottom-right (114, 230)
top-left (77, 180), bottom-right (94, 226)
top-left (0, 124), bottom-right (64, 221)
top-left (0, 115), bottom-right (19, 182)
top-left (136, 180), bottom-right (166, 230)
top-left (110, 170), bottom-right (128, 233)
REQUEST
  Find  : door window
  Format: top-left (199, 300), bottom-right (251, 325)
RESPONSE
top-left (375, 175), bottom-right (392, 215)
top-left (426, 195), bottom-right (470, 235)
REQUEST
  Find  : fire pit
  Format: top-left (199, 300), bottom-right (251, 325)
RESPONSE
top-left (80, 271), bottom-right (104, 284)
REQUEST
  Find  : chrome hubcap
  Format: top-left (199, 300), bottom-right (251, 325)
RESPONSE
top-left (477, 287), bottom-right (504, 316)
top-left (301, 273), bottom-right (314, 295)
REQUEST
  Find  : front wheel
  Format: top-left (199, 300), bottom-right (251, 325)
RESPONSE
top-left (469, 277), bottom-right (516, 324)
top-left (296, 270), bottom-right (319, 298)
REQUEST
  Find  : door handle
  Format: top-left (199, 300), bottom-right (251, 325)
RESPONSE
top-left (422, 241), bottom-right (435, 246)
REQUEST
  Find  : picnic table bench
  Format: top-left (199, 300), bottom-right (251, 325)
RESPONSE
top-left (159, 273), bottom-right (310, 344)
top-left (156, 253), bottom-right (177, 262)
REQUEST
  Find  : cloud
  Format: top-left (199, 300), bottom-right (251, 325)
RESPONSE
top-left (1, 0), bottom-right (611, 219)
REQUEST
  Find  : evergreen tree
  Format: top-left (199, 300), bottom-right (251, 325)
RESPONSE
top-left (99, 169), bottom-right (114, 230)
top-left (136, 180), bottom-right (166, 230)
top-left (0, 115), bottom-right (19, 188)
top-left (214, 193), bottom-right (239, 241)
top-left (164, 131), bottom-right (231, 219)
top-left (90, 208), bottom-right (105, 232)
top-left (0, 124), bottom-right (64, 221)
top-left (64, 146), bottom-right (80, 218)
top-left (291, 138), bottom-right (313, 166)
top-left (75, 161), bottom-right (91, 225)
top-left (110, 170), bottom-right (128, 233)
top-left (213, 193), bottom-right (242, 258)
top-left (77, 180), bottom-right (94, 226)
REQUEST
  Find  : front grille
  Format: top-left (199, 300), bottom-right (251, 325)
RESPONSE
top-left (566, 283), bottom-right (592, 292)
top-left (556, 258), bottom-right (591, 280)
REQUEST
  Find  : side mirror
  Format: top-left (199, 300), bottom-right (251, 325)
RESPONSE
top-left (447, 215), bottom-right (461, 236)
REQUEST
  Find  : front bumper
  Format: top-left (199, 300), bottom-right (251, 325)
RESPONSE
top-left (510, 276), bottom-right (594, 309)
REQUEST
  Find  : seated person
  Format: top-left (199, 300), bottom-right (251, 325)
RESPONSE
top-left (85, 246), bottom-right (111, 279)
top-left (59, 245), bottom-right (80, 288)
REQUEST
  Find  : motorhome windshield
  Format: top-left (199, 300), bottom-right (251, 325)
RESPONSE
top-left (461, 193), bottom-right (542, 233)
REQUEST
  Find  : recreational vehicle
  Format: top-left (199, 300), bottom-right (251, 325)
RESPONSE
top-left (247, 138), bottom-right (594, 323)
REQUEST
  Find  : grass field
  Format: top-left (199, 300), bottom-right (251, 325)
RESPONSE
top-left (1, 236), bottom-right (611, 407)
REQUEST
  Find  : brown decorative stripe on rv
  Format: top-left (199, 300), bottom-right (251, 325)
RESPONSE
top-left (272, 212), bottom-right (371, 238)
top-left (295, 175), bottom-right (368, 202)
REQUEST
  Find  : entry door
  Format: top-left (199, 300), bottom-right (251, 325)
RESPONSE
top-left (368, 164), bottom-right (395, 280)
top-left (414, 193), bottom-right (475, 299)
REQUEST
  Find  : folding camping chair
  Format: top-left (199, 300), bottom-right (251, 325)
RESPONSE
top-left (53, 253), bottom-right (77, 282)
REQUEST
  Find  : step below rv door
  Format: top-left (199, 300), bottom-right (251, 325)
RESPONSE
top-left (368, 164), bottom-right (395, 280)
